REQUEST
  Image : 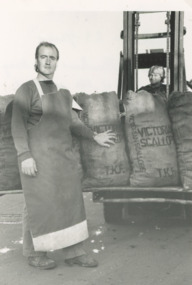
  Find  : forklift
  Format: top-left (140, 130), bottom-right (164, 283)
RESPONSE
top-left (83, 11), bottom-right (192, 223)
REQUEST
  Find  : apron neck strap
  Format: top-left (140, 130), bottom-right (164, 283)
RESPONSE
top-left (33, 78), bottom-right (44, 97)
top-left (33, 79), bottom-right (82, 111)
top-left (33, 79), bottom-right (62, 97)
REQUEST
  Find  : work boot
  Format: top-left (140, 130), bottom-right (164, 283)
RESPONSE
top-left (65, 254), bottom-right (98, 267)
top-left (28, 256), bottom-right (56, 270)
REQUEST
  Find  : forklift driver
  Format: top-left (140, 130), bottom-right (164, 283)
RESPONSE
top-left (137, 65), bottom-right (168, 102)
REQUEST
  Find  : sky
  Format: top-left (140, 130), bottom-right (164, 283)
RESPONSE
top-left (0, 11), bottom-right (123, 94)
top-left (0, 0), bottom-right (192, 95)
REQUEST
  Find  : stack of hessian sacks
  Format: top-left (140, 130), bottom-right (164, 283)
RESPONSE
top-left (74, 92), bottom-right (130, 187)
top-left (123, 90), bottom-right (179, 187)
top-left (168, 91), bottom-right (192, 190)
top-left (0, 95), bottom-right (21, 190)
top-left (2, 88), bottom-right (191, 191)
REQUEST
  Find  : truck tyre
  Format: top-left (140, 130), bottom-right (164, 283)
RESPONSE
top-left (103, 203), bottom-right (123, 223)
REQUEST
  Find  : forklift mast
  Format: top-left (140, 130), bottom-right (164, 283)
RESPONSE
top-left (120, 11), bottom-right (186, 99)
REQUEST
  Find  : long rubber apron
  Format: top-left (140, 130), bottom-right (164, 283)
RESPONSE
top-left (20, 79), bottom-right (88, 251)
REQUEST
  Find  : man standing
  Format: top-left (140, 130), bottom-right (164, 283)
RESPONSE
top-left (11, 42), bottom-right (116, 270)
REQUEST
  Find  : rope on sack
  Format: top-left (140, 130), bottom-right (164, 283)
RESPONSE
top-left (135, 12), bottom-right (140, 91)
top-left (165, 12), bottom-right (171, 100)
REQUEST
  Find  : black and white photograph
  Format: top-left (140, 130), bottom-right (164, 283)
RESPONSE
top-left (0, 0), bottom-right (192, 284)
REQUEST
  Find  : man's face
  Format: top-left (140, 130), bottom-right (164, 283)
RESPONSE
top-left (148, 70), bottom-right (162, 86)
top-left (36, 46), bottom-right (58, 79)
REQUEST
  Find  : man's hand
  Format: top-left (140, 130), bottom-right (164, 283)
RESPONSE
top-left (21, 158), bottom-right (38, 176)
top-left (93, 130), bottom-right (117, 148)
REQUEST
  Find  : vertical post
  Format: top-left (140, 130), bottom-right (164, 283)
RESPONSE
top-left (123, 12), bottom-right (135, 99)
top-left (165, 12), bottom-right (171, 99)
top-left (135, 12), bottom-right (140, 91)
top-left (117, 51), bottom-right (124, 100)
top-left (178, 11), bottom-right (184, 92)
top-left (170, 11), bottom-right (185, 92)
top-left (183, 51), bottom-right (187, 91)
top-left (170, 12), bottom-right (179, 92)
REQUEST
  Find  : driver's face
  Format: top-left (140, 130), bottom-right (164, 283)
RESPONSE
top-left (148, 70), bottom-right (162, 85)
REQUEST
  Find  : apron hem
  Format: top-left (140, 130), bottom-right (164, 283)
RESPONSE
top-left (33, 220), bottom-right (89, 251)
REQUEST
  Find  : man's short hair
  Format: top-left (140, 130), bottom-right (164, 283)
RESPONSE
top-left (35, 42), bottom-right (59, 60)
top-left (148, 65), bottom-right (165, 82)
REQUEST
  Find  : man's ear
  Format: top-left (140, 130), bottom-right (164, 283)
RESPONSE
top-left (34, 60), bottom-right (38, 72)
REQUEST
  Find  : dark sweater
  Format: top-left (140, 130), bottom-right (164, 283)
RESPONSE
top-left (11, 80), bottom-right (94, 162)
top-left (137, 84), bottom-right (168, 102)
